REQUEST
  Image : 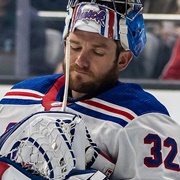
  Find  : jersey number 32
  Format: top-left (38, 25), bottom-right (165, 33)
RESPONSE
top-left (144, 133), bottom-right (180, 172)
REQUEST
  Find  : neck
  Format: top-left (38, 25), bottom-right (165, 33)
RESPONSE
top-left (71, 90), bottom-right (87, 99)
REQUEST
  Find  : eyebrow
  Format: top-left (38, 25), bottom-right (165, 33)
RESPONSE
top-left (70, 39), bottom-right (109, 49)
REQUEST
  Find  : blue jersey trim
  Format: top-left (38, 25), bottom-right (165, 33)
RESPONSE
top-left (70, 103), bottom-right (128, 127)
top-left (0, 98), bottom-right (42, 105)
top-left (12, 74), bottom-right (62, 94)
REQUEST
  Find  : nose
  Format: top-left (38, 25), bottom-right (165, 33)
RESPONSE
top-left (75, 50), bottom-right (89, 68)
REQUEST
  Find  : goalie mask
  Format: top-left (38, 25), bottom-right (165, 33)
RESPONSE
top-left (63, 0), bottom-right (146, 57)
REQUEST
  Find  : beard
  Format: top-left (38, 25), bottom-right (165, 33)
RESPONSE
top-left (63, 61), bottom-right (119, 96)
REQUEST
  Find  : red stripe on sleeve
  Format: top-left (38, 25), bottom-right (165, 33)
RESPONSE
top-left (5, 92), bottom-right (43, 99)
top-left (82, 100), bottom-right (134, 120)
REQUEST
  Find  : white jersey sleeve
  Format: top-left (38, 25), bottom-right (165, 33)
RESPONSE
top-left (111, 113), bottom-right (180, 180)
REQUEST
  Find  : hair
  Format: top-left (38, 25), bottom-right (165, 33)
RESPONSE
top-left (114, 40), bottom-right (124, 62)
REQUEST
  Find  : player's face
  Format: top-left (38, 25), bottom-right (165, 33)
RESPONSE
top-left (63, 29), bottom-right (120, 98)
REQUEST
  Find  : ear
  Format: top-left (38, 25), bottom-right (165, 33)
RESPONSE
top-left (117, 50), bottom-right (133, 71)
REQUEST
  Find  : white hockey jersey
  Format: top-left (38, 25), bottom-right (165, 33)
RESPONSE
top-left (0, 74), bottom-right (180, 179)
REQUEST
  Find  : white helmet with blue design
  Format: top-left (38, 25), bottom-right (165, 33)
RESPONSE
top-left (63, 0), bottom-right (146, 57)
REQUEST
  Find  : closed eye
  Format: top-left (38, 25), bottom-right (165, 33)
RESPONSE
top-left (71, 46), bottom-right (82, 51)
top-left (93, 50), bottom-right (105, 56)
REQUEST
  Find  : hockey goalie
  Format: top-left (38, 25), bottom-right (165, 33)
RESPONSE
top-left (1, 0), bottom-right (180, 179)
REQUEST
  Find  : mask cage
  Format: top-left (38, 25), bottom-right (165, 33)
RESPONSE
top-left (68, 0), bottom-right (143, 21)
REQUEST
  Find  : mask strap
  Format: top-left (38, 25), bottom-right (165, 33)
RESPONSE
top-left (62, 37), bottom-right (70, 112)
